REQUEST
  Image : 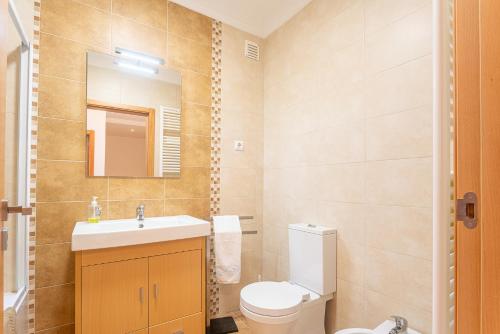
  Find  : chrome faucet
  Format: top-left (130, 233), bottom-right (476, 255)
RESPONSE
top-left (389, 316), bottom-right (408, 334)
top-left (136, 204), bottom-right (145, 228)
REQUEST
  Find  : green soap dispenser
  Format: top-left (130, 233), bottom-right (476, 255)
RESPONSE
top-left (88, 196), bottom-right (102, 224)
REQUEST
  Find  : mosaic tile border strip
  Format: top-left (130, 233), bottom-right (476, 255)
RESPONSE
top-left (208, 19), bottom-right (222, 319)
top-left (28, 0), bottom-right (41, 332)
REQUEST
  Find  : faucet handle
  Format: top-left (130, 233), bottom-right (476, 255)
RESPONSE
top-left (136, 204), bottom-right (145, 219)
top-left (390, 315), bottom-right (408, 330)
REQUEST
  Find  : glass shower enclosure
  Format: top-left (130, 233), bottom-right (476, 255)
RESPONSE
top-left (3, 0), bottom-right (33, 331)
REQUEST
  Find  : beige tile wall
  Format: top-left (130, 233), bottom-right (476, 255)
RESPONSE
top-left (35, 0), bottom-right (212, 332)
top-left (218, 24), bottom-right (264, 315)
top-left (262, 0), bottom-right (433, 333)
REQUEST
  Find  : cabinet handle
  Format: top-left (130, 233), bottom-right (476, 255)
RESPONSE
top-left (139, 287), bottom-right (144, 304)
top-left (173, 331), bottom-right (184, 334)
top-left (153, 283), bottom-right (159, 299)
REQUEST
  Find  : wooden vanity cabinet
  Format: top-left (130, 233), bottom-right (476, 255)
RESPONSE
top-left (149, 250), bottom-right (203, 325)
top-left (75, 237), bottom-right (206, 334)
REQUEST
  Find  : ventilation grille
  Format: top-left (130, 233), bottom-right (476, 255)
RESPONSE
top-left (245, 40), bottom-right (260, 61)
top-left (159, 106), bottom-right (181, 177)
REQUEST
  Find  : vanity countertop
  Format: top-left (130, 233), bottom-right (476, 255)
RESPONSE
top-left (71, 215), bottom-right (210, 251)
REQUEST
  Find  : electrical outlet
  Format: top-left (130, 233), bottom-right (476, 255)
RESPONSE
top-left (234, 140), bottom-right (244, 151)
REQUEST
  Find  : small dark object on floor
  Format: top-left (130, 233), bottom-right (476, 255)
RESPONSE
top-left (208, 316), bottom-right (239, 334)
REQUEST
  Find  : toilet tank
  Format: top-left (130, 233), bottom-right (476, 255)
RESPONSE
top-left (288, 224), bottom-right (336, 295)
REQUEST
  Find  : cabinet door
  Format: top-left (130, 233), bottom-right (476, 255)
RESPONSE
top-left (149, 250), bottom-right (202, 325)
top-left (149, 313), bottom-right (203, 334)
top-left (82, 258), bottom-right (149, 334)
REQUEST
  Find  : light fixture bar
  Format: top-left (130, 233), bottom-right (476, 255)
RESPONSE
top-left (116, 60), bottom-right (158, 75)
top-left (115, 47), bottom-right (165, 66)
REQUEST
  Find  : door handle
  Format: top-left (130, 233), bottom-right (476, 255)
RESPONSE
top-left (456, 192), bottom-right (478, 229)
top-left (153, 283), bottom-right (159, 299)
top-left (1, 200), bottom-right (32, 221)
top-left (1, 227), bottom-right (8, 251)
top-left (139, 287), bottom-right (144, 304)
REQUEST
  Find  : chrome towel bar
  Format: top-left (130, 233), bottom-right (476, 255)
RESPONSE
top-left (210, 215), bottom-right (257, 235)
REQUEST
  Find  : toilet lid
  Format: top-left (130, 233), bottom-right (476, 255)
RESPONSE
top-left (240, 282), bottom-right (303, 317)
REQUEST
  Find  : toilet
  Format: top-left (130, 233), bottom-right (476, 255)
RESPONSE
top-left (240, 224), bottom-right (336, 334)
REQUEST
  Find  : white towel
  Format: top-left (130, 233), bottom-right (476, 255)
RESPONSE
top-left (214, 215), bottom-right (242, 284)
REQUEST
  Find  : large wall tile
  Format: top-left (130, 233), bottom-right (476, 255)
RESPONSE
top-left (181, 135), bottom-right (211, 167)
top-left (338, 240), bottom-right (366, 286)
top-left (36, 202), bottom-right (91, 245)
top-left (181, 103), bottom-right (211, 136)
top-left (37, 324), bottom-right (75, 334)
top-left (37, 160), bottom-right (107, 202)
top-left (365, 247), bottom-right (432, 310)
top-left (164, 167), bottom-right (210, 198)
top-left (365, 158), bottom-right (432, 207)
top-left (317, 1), bottom-right (364, 52)
top-left (366, 106), bottom-right (432, 160)
top-left (317, 163), bottom-right (366, 203)
top-left (220, 167), bottom-right (257, 199)
top-left (107, 199), bottom-right (164, 219)
top-left (35, 284), bottom-right (75, 331)
top-left (336, 279), bottom-right (367, 328)
top-left (364, 4), bottom-right (432, 74)
top-left (38, 75), bottom-right (86, 121)
top-left (365, 285), bottom-right (432, 333)
top-left (108, 178), bottom-right (164, 200)
top-left (364, 0), bottom-right (431, 35)
top-left (317, 202), bottom-right (366, 244)
top-left (181, 70), bottom-right (211, 106)
top-left (366, 205), bottom-right (432, 260)
top-left (37, 118), bottom-right (85, 161)
top-left (168, 33), bottom-right (211, 75)
top-left (164, 198), bottom-right (210, 219)
top-left (111, 15), bottom-right (167, 59)
top-left (35, 243), bottom-right (74, 288)
top-left (364, 56), bottom-right (432, 117)
top-left (112, 0), bottom-right (168, 30)
top-left (318, 120), bottom-right (365, 164)
top-left (41, 0), bottom-right (111, 48)
top-left (168, 2), bottom-right (212, 45)
top-left (80, 0), bottom-right (110, 11)
top-left (39, 33), bottom-right (96, 82)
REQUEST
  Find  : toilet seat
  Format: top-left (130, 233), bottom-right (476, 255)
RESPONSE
top-left (240, 304), bottom-right (301, 325)
top-left (240, 281), bottom-right (303, 317)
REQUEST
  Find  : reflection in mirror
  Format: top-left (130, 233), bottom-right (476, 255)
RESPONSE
top-left (86, 50), bottom-right (181, 178)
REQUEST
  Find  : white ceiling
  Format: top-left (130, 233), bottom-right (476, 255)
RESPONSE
top-left (169, 0), bottom-right (313, 38)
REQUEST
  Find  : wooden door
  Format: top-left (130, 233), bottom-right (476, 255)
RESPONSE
top-left (82, 258), bottom-right (149, 334)
top-left (455, 0), bottom-right (500, 332)
top-left (149, 250), bottom-right (202, 326)
top-left (454, 0), bottom-right (481, 332)
top-left (0, 0), bottom-right (7, 331)
top-left (479, 0), bottom-right (500, 331)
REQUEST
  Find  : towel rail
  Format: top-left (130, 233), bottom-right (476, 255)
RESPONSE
top-left (206, 215), bottom-right (256, 326)
top-left (210, 215), bottom-right (258, 235)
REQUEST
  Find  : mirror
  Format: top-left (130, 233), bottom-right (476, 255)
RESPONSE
top-left (86, 50), bottom-right (181, 178)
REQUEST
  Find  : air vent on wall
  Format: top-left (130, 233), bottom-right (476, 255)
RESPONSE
top-left (245, 40), bottom-right (260, 61)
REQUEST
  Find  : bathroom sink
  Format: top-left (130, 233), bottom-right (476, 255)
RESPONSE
top-left (71, 215), bottom-right (210, 251)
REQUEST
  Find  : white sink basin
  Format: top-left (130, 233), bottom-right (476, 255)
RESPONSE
top-left (71, 215), bottom-right (210, 251)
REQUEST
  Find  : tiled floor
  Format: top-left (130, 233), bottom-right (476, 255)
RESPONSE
top-left (229, 312), bottom-right (250, 333)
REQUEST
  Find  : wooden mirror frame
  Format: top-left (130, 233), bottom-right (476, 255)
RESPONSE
top-left (87, 99), bottom-right (156, 177)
